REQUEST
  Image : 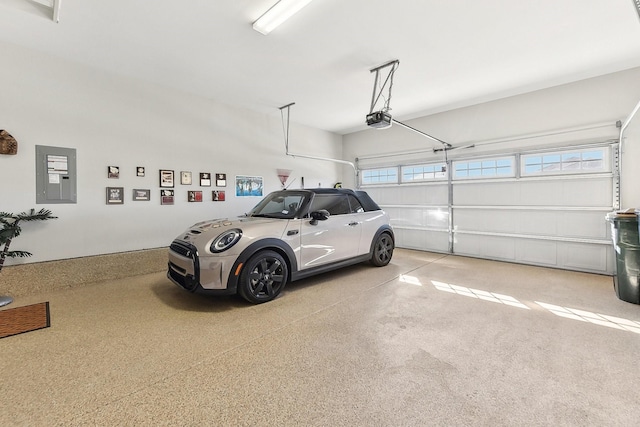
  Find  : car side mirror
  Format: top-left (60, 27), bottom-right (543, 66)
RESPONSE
top-left (309, 209), bottom-right (330, 225)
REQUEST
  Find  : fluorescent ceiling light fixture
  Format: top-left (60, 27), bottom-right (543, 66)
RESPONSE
top-left (253, 0), bottom-right (313, 35)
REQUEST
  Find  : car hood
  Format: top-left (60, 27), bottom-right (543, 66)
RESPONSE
top-left (176, 216), bottom-right (289, 247)
top-left (188, 216), bottom-right (282, 232)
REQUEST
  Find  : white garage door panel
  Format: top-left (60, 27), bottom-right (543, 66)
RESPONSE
top-left (517, 239), bottom-right (558, 266)
top-left (373, 183), bottom-right (449, 252)
top-left (519, 178), bottom-right (612, 207)
top-left (385, 207), bottom-right (449, 229)
top-left (518, 211), bottom-right (559, 236)
top-left (455, 177), bottom-right (612, 207)
top-left (561, 179), bottom-right (612, 206)
top-left (456, 210), bottom-right (610, 240)
top-left (454, 234), bottom-right (516, 261)
top-left (369, 184), bottom-right (448, 205)
top-left (395, 228), bottom-right (449, 252)
top-left (519, 181), bottom-right (565, 206)
top-left (560, 242), bottom-right (610, 273)
top-left (398, 185), bottom-right (448, 205)
top-left (454, 182), bottom-right (519, 205)
top-left (455, 210), bottom-right (518, 234)
top-left (559, 211), bottom-right (610, 239)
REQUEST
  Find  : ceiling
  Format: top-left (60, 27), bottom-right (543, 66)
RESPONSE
top-left (1, 0), bottom-right (640, 135)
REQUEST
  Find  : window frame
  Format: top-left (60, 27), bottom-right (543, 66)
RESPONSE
top-left (452, 156), bottom-right (515, 180)
top-left (521, 147), bottom-right (609, 177)
top-left (360, 167), bottom-right (399, 186)
top-left (401, 162), bottom-right (448, 183)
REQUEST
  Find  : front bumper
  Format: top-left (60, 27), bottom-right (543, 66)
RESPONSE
top-left (167, 240), bottom-right (237, 295)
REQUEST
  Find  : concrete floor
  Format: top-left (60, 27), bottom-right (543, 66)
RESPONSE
top-left (1, 249), bottom-right (640, 426)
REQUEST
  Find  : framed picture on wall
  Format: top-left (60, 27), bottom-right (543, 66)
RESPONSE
top-left (235, 175), bottom-right (263, 197)
top-left (136, 166), bottom-right (145, 177)
top-left (161, 189), bottom-right (174, 205)
top-left (188, 190), bottom-right (203, 202)
top-left (106, 187), bottom-right (124, 204)
top-left (108, 166), bottom-right (120, 179)
top-left (160, 169), bottom-right (174, 188)
top-left (212, 190), bottom-right (225, 201)
top-left (180, 171), bottom-right (192, 185)
top-left (200, 173), bottom-right (211, 186)
top-left (216, 173), bottom-right (227, 187)
top-left (133, 189), bottom-right (150, 201)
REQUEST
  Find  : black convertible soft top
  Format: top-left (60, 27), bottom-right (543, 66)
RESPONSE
top-left (301, 188), bottom-right (381, 212)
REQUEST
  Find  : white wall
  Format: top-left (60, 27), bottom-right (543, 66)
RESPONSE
top-left (4, 38), bottom-right (639, 267)
top-left (0, 41), bottom-right (343, 265)
top-left (343, 66), bottom-right (640, 209)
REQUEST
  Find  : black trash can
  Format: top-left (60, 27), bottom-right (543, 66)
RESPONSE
top-left (606, 211), bottom-right (640, 304)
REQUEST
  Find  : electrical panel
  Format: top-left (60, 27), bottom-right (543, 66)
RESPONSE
top-left (35, 145), bottom-right (77, 204)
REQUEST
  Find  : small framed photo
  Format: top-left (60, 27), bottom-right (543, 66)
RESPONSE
top-left (106, 187), bottom-right (124, 204)
top-left (180, 171), bottom-right (192, 185)
top-left (188, 190), bottom-right (203, 202)
top-left (108, 166), bottom-right (120, 179)
top-left (161, 189), bottom-right (174, 205)
top-left (216, 173), bottom-right (227, 187)
top-left (212, 190), bottom-right (225, 201)
top-left (133, 189), bottom-right (150, 201)
top-left (160, 169), bottom-right (174, 188)
top-left (136, 166), bottom-right (145, 177)
top-left (200, 172), bottom-right (211, 187)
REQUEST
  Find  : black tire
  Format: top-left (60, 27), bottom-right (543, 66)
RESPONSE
top-left (238, 250), bottom-right (288, 303)
top-left (370, 233), bottom-right (394, 267)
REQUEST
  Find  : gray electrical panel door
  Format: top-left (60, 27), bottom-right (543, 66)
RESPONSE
top-left (36, 145), bottom-right (77, 204)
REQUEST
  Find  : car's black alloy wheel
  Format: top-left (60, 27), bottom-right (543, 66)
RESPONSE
top-left (371, 233), bottom-right (394, 267)
top-left (239, 250), bottom-right (288, 303)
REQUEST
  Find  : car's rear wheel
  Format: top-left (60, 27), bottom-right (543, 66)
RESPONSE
top-left (238, 250), bottom-right (288, 303)
top-left (371, 233), bottom-right (394, 267)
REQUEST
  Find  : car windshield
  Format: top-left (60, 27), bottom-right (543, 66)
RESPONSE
top-left (247, 191), bottom-right (308, 219)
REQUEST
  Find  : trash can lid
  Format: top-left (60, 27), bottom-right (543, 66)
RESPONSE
top-left (606, 209), bottom-right (638, 222)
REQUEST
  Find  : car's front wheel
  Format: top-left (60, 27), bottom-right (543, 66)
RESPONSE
top-left (238, 250), bottom-right (288, 303)
top-left (370, 232), bottom-right (394, 267)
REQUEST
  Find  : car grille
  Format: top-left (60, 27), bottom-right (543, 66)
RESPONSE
top-left (168, 240), bottom-right (200, 292)
top-left (170, 241), bottom-right (196, 258)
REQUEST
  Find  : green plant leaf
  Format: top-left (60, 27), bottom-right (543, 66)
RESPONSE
top-left (5, 250), bottom-right (32, 258)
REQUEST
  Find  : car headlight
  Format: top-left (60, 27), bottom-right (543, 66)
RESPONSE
top-left (210, 229), bottom-right (242, 253)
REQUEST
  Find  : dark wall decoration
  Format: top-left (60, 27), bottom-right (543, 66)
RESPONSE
top-left (0, 130), bottom-right (18, 155)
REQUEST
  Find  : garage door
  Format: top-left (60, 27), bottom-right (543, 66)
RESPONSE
top-left (359, 142), bottom-right (617, 275)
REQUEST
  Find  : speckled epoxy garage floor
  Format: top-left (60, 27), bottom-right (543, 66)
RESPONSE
top-left (2, 249), bottom-right (640, 426)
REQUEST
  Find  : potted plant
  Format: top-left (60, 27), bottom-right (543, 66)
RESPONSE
top-left (0, 208), bottom-right (57, 307)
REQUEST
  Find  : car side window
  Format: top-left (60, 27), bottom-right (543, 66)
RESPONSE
top-left (348, 195), bottom-right (364, 213)
top-left (309, 195), bottom-right (350, 216)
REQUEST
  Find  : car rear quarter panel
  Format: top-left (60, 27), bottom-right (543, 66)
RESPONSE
top-left (359, 210), bottom-right (393, 253)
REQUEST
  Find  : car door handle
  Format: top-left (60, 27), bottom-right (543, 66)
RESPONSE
top-left (348, 222), bottom-right (360, 227)
top-left (287, 230), bottom-right (299, 236)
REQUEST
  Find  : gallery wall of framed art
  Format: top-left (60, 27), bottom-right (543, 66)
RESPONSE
top-left (103, 166), bottom-right (232, 206)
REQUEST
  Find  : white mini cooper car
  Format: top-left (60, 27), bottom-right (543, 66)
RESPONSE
top-left (167, 188), bottom-right (394, 303)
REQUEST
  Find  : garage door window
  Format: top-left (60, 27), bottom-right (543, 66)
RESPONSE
top-left (401, 163), bottom-right (447, 182)
top-left (361, 167), bottom-right (398, 185)
top-left (522, 148), bottom-right (606, 175)
top-left (453, 157), bottom-right (514, 179)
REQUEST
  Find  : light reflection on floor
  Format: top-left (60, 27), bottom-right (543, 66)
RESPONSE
top-left (536, 301), bottom-right (640, 334)
top-left (397, 275), bottom-right (640, 335)
top-left (430, 280), bottom-right (530, 309)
